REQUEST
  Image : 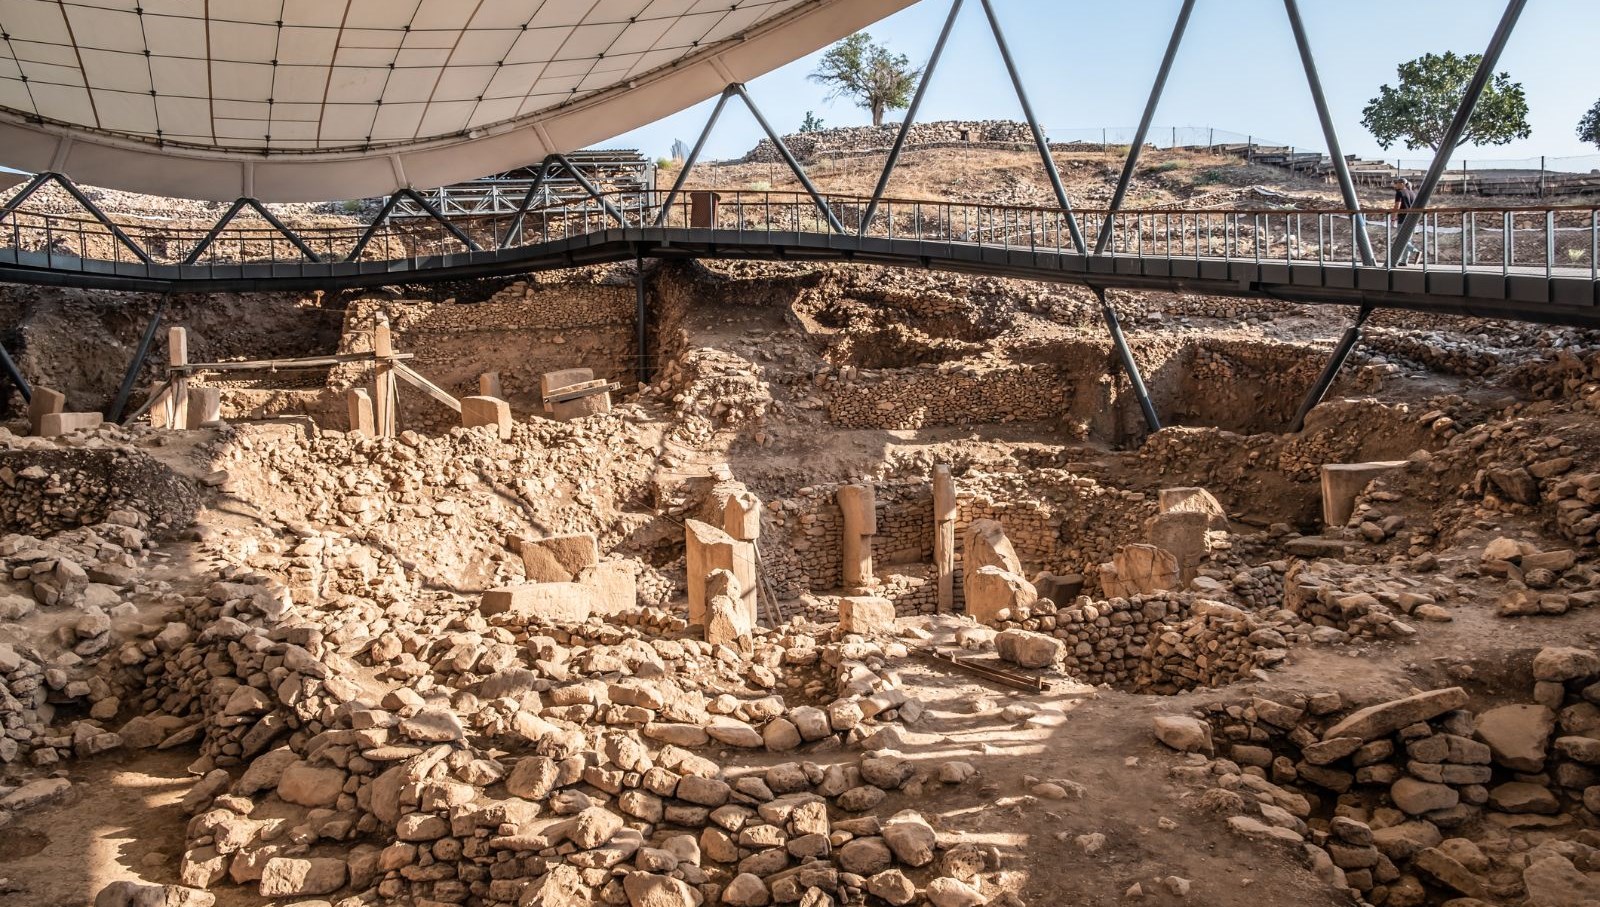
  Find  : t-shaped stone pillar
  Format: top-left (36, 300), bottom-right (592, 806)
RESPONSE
top-left (837, 484), bottom-right (877, 594)
top-left (933, 465), bottom-right (956, 613)
top-left (685, 519), bottom-right (757, 628)
top-left (722, 488), bottom-right (762, 542)
top-left (26, 386), bottom-right (65, 436)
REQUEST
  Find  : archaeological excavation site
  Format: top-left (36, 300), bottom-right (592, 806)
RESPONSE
top-left (2, 2), bottom-right (1600, 906)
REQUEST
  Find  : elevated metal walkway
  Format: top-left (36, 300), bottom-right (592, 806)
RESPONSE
top-left (1, 189), bottom-right (1596, 328)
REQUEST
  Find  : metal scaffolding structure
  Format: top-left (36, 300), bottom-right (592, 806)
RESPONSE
top-left (0, 0), bottom-right (1576, 434)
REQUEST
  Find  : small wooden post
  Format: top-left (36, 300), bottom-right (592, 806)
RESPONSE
top-left (166, 326), bottom-right (189, 430)
top-left (372, 314), bottom-right (395, 438)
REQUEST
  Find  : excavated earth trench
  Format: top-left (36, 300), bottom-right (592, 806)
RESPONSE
top-left (1, 254), bottom-right (1599, 907)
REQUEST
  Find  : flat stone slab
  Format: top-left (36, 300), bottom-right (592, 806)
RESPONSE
top-left (1321, 687), bottom-right (1468, 742)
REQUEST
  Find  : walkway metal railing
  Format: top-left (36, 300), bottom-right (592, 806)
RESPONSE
top-left (2, 189), bottom-right (1599, 280)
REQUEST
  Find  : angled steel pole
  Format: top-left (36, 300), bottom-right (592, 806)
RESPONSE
top-left (0, 171), bottom-right (52, 219)
top-left (1284, 0), bottom-right (1374, 266)
top-left (244, 199), bottom-right (324, 262)
top-left (502, 157), bottom-right (557, 248)
top-left (396, 188), bottom-right (483, 251)
top-left (979, 0), bottom-right (1085, 253)
top-left (0, 338), bottom-right (29, 404)
top-left (1389, 0), bottom-right (1527, 266)
top-left (182, 198), bottom-right (251, 264)
top-left (108, 294), bottom-right (168, 422)
top-left (635, 253), bottom-right (649, 386)
top-left (52, 174), bottom-right (153, 263)
top-left (733, 84), bottom-right (846, 234)
top-left (1093, 0), bottom-right (1195, 255)
top-left (552, 154), bottom-right (628, 225)
top-left (860, 0), bottom-right (964, 235)
top-left (655, 87), bottom-right (736, 227)
top-left (1095, 288), bottom-right (1160, 432)
top-left (345, 193), bottom-right (406, 262)
top-left (1292, 306), bottom-right (1372, 431)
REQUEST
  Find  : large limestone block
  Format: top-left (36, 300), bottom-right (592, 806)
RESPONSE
top-left (1320, 687), bottom-right (1469, 742)
top-left (705, 570), bottom-right (752, 647)
top-left (461, 395), bottom-right (512, 440)
top-left (963, 519), bottom-right (1022, 575)
top-left (1099, 544), bottom-right (1178, 599)
top-left (838, 484), bottom-right (877, 592)
top-left (346, 388), bottom-right (375, 437)
top-left (27, 386), bottom-right (65, 436)
top-left (480, 583), bottom-right (598, 623)
top-left (995, 629), bottom-right (1063, 668)
top-left (685, 519), bottom-right (756, 627)
top-left (1146, 511), bottom-right (1223, 585)
top-left (1158, 487), bottom-right (1227, 518)
top-left (1321, 461), bottom-right (1406, 528)
top-left (577, 561), bottom-right (637, 614)
top-left (964, 565), bottom-right (1037, 625)
top-left (186, 387), bottom-right (222, 428)
top-left (840, 596), bottom-right (895, 635)
top-left (541, 368), bottom-right (594, 398)
top-left (520, 533), bottom-right (599, 583)
top-left (39, 411), bottom-right (104, 437)
top-left (722, 489), bottom-right (762, 541)
top-left (550, 391), bottom-right (611, 421)
top-left (1475, 704), bottom-right (1555, 772)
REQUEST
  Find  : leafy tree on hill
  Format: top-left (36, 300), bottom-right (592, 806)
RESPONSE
top-left (1361, 51), bottom-right (1531, 152)
top-left (809, 33), bottom-right (918, 128)
top-left (1578, 99), bottom-right (1600, 150)
top-left (799, 111), bottom-right (827, 134)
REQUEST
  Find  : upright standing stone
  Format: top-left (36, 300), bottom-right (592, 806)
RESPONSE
top-left (704, 569), bottom-right (752, 647)
top-left (722, 489), bottom-right (762, 541)
top-left (479, 372), bottom-right (504, 399)
top-left (685, 520), bottom-right (756, 627)
top-left (186, 386), bottom-right (222, 428)
top-left (963, 519), bottom-right (1022, 613)
top-left (933, 465), bottom-right (957, 613)
top-left (372, 314), bottom-right (395, 438)
top-left (346, 388), bottom-right (375, 437)
top-left (1321, 462), bottom-right (1406, 528)
top-left (461, 395), bottom-right (512, 440)
top-left (838, 484), bottom-right (877, 594)
top-left (167, 326), bottom-right (189, 431)
top-left (27, 386), bottom-right (65, 436)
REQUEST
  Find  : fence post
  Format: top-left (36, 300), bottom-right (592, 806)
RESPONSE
top-left (1208, 127), bottom-right (1214, 151)
top-left (1246, 135), bottom-right (1253, 163)
top-left (1539, 155), bottom-right (1546, 199)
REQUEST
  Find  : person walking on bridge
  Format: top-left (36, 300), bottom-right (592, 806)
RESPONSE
top-left (1392, 177), bottom-right (1421, 265)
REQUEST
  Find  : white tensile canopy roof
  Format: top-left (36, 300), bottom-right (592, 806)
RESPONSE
top-left (0, 0), bottom-right (916, 201)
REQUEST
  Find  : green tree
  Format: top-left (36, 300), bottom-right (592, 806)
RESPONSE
top-left (799, 111), bottom-right (827, 134)
top-left (808, 33), bottom-right (918, 127)
top-left (1578, 99), bottom-right (1600, 150)
top-left (1362, 51), bottom-right (1531, 152)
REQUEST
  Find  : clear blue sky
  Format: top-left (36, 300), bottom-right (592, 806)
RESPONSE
top-left (605, 0), bottom-right (1600, 168)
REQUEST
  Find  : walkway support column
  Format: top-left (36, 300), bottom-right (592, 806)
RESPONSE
top-left (0, 339), bottom-right (30, 404)
top-left (654, 88), bottom-right (735, 226)
top-left (1093, 0), bottom-right (1195, 255)
top-left (1292, 306), bottom-right (1372, 431)
top-left (1389, 0), bottom-right (1527, 265)
top-left (1096, 288), bottom-right (1160, 432)
top-left (860, 0), bottom-right (964, 235)
top-left (1283, 0), bottom-right (1374, 266)
top-left (979, 0), bottom-right (1085, 253)
top-left (635, 254), bottom-right (650, 387)
top-left (108, 295), bottom-right (167, 423)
